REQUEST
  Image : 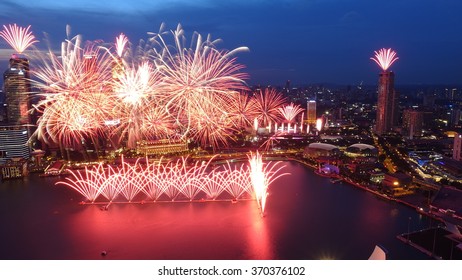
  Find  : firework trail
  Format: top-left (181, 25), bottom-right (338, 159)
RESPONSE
top-left (278, 102), bottom-right (304, 123)
top-left (29, 23), bottom-right (253, 151)
top-left (253, 88), bottom-right (286, 126)
top-left (370, 48), bottom-right (398, 71)
top-left (0, 23), bottom-right (38, 53)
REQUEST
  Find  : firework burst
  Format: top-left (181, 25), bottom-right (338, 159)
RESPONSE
top-left (253, 88), bottom-right (286, 126)
top-left (115, 33), bottom-right (129, 58)
top-left (370, 48), bottom-right (399, 71)
top-left (278, 102), bottom-right (304, 123)
top-left (148, 24), bottom-right (249, 149)
top-left (31, 29), bottom-right (115, 147)
top-left (30, 24), bottom-right (252, 151)
top-left (0, 24), bottom-right (38, 53)
top-left (58, 153), bottom-right (288, 216)
top-left (228, 92), bottom-right (259, 128)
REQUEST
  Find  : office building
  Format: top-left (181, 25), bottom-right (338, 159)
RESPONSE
top-left (306, 100), bottom-right (316, 125)
top-left (453, 133), bottom-right (462, 161)
top-left (1, 54), bottom-right (32, 163)
top-left (402, 109), bottom-right (424, 139)
top-left (375, 71), bottom-right (399, 135)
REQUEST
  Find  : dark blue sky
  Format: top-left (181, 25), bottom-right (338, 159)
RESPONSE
top-left (1, 0), bottom-right (461, 86)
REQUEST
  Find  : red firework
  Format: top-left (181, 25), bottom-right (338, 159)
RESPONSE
top-left (278, 102), bottom-right (304, 123)
top-left (0, 24), bottom-right (38, 53)
top-left (371, 48), bottom-right (399, 71)
top-left (252, 88), bottom-right (286, 126)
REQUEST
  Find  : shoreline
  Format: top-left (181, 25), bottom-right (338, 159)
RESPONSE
top-left (288, 156), bottom-right (460, 228)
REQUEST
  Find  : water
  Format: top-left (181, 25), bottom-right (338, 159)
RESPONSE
top-left (0, 161), bottom-right (432, 260)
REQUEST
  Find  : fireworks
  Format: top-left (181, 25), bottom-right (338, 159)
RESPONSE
top-left (58, 153), bottom-right (288, 211)
top-left (151, 24), bottom-right (249, 149)
top-left (253, 88), bottom-right (286, 127)
top-left (115, 33), bottom-right (128, 58)
top-left (31, 32), bottom-right (114, 148)
top-left (0, 24), bottom-right (38, 53)
top-left (278, 102), bottom-right (304, 123)
top-left (370, 48), bottom-right (399, 71)
top-left (29, 24), bottom-right (253, 151)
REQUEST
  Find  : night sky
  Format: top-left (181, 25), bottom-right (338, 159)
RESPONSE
top-left (1, 0), bottom-right (461, 86)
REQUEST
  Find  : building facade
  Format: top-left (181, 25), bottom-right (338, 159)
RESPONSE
top-left (306, 100), bottom-right (316, 125)
top-left (453, 133), bottom-right (462, 161)
top-left (1, 55), bottom-right (33, 163)
top-left (402, 109), bottom-right (424, 139)
top-left (375, 71), bottom-right (398, 135)
top-left (3, 55), bottom-right (32, 125)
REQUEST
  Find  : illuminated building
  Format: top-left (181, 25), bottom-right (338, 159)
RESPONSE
top-left (136, 139), bottom-right (189, 156)
top-left (402, 109), bottom-right (424, 139)
top-left (303, 143), bottom-right (340, 159)
top-left (344, 143), bottom-right (378, 158)
top-left (453, 133), bottom-right (462, 161)
top-left (3, 55), bottom-right (31, 125)
top-left (1, 55), bottom-right (32, 163)
top-left (306, 100), bottom-right (316, 125)
top-left (0, 125), bottom-right (30, 164)
top-left (375, 71), bottom-right (398, 135)
top-left (371, 48), bottom-right (399, 135)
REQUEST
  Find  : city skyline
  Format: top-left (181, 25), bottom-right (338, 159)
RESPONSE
top-left (0, 0), bottom-right (462, 86)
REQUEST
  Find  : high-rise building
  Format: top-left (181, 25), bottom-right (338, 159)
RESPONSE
top-left (375, 71), bottom-right (399, 135)
top-left (371, 48), bottom-right (399, 135)
top-left (402, 109), bottom-right (424, 139)
top-left (3, 55), bottom-right (31, 125)
top-left (453, 133), bottom-right (462, 161)
top-left (306, 100), bottom-right (316, 125)
top-left (1, 54), bottom-right (32, 163)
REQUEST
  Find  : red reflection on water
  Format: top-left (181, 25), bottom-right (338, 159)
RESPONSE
top-left (64, 200), bottom-right (275, 259)
top-left (245, 202), bottom-right (274, 259)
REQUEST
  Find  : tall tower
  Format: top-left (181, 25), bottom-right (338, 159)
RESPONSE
top-left (371, 48), bottom-right (399, 135)
top-left (3, 55), bottom-right (31, 125)
top-left (453, 133), bottom-right (462, 161)
top-left (0, 24), bottom-right (38, 164)
top-left (306, 100), bottom-right (316, 125)
top-left (402, 109), bottom-right (424, 139)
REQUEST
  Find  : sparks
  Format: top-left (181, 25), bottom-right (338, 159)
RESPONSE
top-left (58, 153), bottom-right (288, 212)
top-left (370, 48), bottom-right (399, 71)
top-left (115, 33), bottom-right (128, 58)
top-left (0, 24), bottom-right (38, 53)
top-left (278, 102), bottom-right (304, 123)
top-left (253, 88), bottom-right (286, 126)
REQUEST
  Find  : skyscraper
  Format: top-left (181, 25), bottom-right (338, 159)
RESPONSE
top-left (402, 109), bottom-right (424, 139)
top-left (1, 55), bottom-right (32, 163)
top-left (453, 133), bottom-right (462, 161)
top-left (306, 100), bottom-right (316, 125)
top-left (0, 24), bottom-right (38, 165)
top-left (371, 48), bottom-right (399, 135)
top-left (3, 55), bottom-right (31, 125)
